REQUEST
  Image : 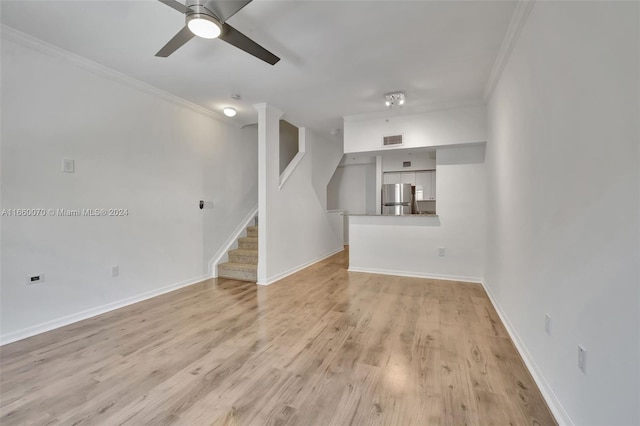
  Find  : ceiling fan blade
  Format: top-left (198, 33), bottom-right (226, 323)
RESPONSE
top-left (157, 0), bottom-right (189, 14)
top-left (155, 26), bottom-right (195, 57)
top-left (204, 0), bottom-right (252, 23)
top-left (219, 23), bottom-right (280, 65)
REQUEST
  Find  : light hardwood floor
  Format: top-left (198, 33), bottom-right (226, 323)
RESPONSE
top-left (0, 250), bottom-right (556, 425)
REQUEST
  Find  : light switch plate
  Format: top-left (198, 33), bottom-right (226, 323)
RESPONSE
top-left (62, 158), bottom-right (75, 173)
top-left (578, 345), bottom-right (587, 373)
top-left (544, 313), bottom-right (552, 335)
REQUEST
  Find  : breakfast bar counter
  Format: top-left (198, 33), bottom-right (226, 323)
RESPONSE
top-left (344, 213), bottom-right (481, 283)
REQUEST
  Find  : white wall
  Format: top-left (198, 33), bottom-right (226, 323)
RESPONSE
top-left (381, 150), bottom-right (436, 172)
top-left (327, 166), bottom-right (368, 213)
top-left (0, 34), bottom-right (258, 343)
top-left (485, 2), bottom-right (639, 425)
top-left (343, 104), bottom-right (486, 153)
top-left (204, 123), bottom-right (258, 274)
top-left (349, 144), bottom-right (486, 281)
top-left (327, 164), bottom-right (377, 243)
top-left (311, 137), bottom-right (350, 211)
top-left (256, 104), bottom-right (343, 285)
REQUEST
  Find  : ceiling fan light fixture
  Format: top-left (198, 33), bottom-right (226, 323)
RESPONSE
top-left (187, 14), bottom-right (222, 39)
top-left (223, 107), bottom-right (237, 117)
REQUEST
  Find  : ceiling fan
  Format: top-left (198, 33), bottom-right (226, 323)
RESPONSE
top-left (155, 0), bottom-right (280, 65)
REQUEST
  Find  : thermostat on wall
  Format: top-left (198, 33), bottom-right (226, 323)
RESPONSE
top-left (27, 274), bottom-right (45, 285)
top-left (199, 200), bottom-right (214, 210)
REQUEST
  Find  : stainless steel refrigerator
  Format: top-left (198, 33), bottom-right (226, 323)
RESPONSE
top-left (382, 183), bottom-right (412, 215)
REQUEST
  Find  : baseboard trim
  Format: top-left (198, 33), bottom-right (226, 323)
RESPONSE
top-left (0, 274), bottom-right (211, 346)
top-left (257, 247), bottom-right (344, 286)
top-left (480, 280), bottom-right (574, 426)
top-left (208, 205), bottom-right (258, 277)
top-left (347, 267), bottom-right (483, 284)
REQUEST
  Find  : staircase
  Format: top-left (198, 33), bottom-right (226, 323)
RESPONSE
top-left (217, 225), bottom-right (258, 282)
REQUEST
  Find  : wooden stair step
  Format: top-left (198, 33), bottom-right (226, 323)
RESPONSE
top-left (218, 262), bottom-right (257, 282)
top-left (229, 249), bottom-right (258, 265)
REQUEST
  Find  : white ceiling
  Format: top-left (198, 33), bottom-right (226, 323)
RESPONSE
top-left (1, 0), bottom-right (516, 135)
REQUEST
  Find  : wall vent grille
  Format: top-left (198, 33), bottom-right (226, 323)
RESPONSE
top-left (383, 135), bottom-right (403, 146)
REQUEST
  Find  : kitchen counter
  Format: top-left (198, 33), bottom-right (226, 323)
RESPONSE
top-left (345, 213), bottom-right (438, 217)
top-left (346, 213), bottom-right (446, 278)
top-left (345, 213), bottom-right (441, 228)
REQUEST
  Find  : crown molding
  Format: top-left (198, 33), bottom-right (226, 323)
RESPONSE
top-left (1, 24), bottom-right (240, 128)
top-left (343, 99), bottom-right (485, 123)
top-left (483, 0), bottom-right (536, 102)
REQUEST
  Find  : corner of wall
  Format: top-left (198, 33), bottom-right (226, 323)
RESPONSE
top-left (480, 279), bottom-right (574, 426)
top-left (483, 0), bottom-right (536, 102)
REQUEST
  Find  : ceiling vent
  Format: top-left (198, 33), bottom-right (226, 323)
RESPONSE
top-left (383, 134), bottom-right (403, 147)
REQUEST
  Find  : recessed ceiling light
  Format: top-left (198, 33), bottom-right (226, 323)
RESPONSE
top-left (187, 14), bottom-right (222, 39)
top-left (223, 107), bottom-right (237, 117)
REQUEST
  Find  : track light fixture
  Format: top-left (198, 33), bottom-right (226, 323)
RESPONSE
top-left (384, 92), bottom-right (406, 108)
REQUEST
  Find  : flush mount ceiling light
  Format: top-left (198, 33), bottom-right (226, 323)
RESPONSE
top-left (186, 10), bottom-right (222, 39)
top-left (223, 107), bottom-right (237, 117)
top-left (384, 91), bottom-right (406, 108)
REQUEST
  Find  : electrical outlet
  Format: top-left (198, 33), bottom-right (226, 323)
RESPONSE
top-left (27, 274), bottom-right (45, 285)
top-left (578, 345), bottom-right (587, 373)
top-left (544, 313), bottom-right (552, 335)
top-left (438, 247), bottom-right (446, 257)
top-left (111, 265), bottom-right (119, 277)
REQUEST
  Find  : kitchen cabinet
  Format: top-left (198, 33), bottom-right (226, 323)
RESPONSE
top-left (384, 170), bottom-right (436, 200)
top-left (415, 171), bottom-right (436, 200)
top-left (383, 171), bottom-right (417, 185)
top-left (431, 172), bottom-right (436, 199)
top-left (400, 172), bottom-right (416, 186)
top-left (383, 172), bottom-right (402, 184)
